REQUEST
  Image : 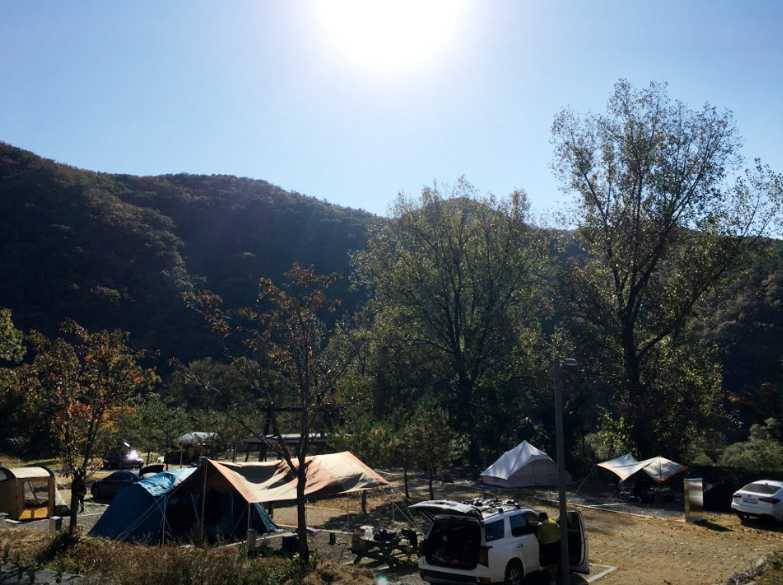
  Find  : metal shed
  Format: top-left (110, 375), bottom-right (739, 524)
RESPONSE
top-left (0, 465), bottom-right (55, 521)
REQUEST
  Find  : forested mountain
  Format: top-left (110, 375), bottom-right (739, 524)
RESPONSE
top-left (2, 140), bottom-right (782, 446)
top-left (0, 143), bottom-right (374, 366)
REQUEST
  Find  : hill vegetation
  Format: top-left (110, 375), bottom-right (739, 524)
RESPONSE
top-left (0, 142), bottom-right (373, 366)
top-left (2, 81), bottom-right (783, 486)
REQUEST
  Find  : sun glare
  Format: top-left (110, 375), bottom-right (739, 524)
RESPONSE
top-left (314, 0), bottom-right (466, 74)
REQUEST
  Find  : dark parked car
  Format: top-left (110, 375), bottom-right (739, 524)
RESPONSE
top-left (103, 443), bottom-right (144, 470)
top-left (90, 470), bottom-right (139, 501)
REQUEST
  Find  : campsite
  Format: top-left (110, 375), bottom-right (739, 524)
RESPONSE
top-left (3, 4), bottom-right (783, 583)
top-left (3, 438), bottom-right (783, 585)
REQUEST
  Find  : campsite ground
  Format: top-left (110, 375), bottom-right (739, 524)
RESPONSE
top-left (2, 461), bottom-right (782, 584)
top-left (270, 472), bottom-right (783, 585)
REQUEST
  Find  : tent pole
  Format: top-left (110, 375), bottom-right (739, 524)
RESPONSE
top-left (200, 458), bottom-right (208, 545)
top-left (575, 466), bottom-right (595, 496)
top-left (161, 496), bottom-right (167, 546)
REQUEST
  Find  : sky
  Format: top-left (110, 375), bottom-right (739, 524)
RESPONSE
top-left (2, 0), bottom-right (782, 218)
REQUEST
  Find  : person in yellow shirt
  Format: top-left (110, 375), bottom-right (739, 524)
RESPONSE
top-left (536, 512), bottom-right (561, 567)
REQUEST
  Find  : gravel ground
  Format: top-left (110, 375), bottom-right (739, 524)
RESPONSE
top-left (3, 469), bottom-right (781, 584)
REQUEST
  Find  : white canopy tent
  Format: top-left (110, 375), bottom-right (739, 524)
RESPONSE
top-left (598, 453), bottom-right (687, 484)
top-left (480, 441), bottom-right (570, 488)
top-left (640, 456), bottom-right (687, 483)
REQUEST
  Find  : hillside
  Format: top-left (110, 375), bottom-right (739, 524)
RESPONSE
top-left (0, 143), bottom-right (375, 365)
top-left (1, 142), bottom-right (782, 429)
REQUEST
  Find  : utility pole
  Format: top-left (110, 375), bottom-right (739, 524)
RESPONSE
top-left (553, 358), bottom-right (576, 585)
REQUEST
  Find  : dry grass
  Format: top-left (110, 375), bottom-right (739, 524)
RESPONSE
top-left (0, 528), bottom-right (373, 585)
top-left (757, 553), bottom-right (783, 585)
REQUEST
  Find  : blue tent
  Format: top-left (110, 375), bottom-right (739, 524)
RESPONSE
top-left (90, 468), bottom-right (278, 544)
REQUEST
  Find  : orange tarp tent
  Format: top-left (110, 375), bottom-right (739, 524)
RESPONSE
top-left (177, 451), bottom-right (389, 504)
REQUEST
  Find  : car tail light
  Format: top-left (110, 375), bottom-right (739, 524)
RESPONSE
top-left (759, 497), bottom-right (780, 504)
top-left (478, 545), bottom-right (490, 566)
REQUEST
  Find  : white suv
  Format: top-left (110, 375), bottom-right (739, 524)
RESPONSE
top-left (411, 499), bottom-right (588, 585)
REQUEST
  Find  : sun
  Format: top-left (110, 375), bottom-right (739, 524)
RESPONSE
top-left (314, 0), bottom-right (467, 74)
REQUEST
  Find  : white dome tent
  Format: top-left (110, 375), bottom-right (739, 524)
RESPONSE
top-left (480, 441), bottom-right (570, 488)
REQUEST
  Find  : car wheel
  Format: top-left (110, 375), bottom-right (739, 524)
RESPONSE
top-left (505, 560), bottom-right (524, 585)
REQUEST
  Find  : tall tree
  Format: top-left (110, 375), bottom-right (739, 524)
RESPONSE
top-left (355, 181), bottom-right (544, 462)
top-left (187, 264), bottom-right (351, 561)
top-left (21, 322), bottom-right (156, 535)
top-left (552, 80), bottom-right (782, 453)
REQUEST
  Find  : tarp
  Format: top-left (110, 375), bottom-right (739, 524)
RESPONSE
top-left (598, 454), bottom-right (688, 484)
top-left (177, 451), bottom-right (389, 505)
top-left (640, 456), bottom-right (687, 483)
top-left (90, 468), bottom-right (194, 542)
top-left (175, 432), bottom-right (217, 446)
top-left (596, 454), bottom-right (650, 482)
top-left (480, 441), bottom-right (570, 488)
top-left (90, 467), bottom-right (278, 543)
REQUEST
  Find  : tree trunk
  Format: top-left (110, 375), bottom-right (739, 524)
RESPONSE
top-left (621, 321), bottom-right (652, 455)
top-left (428, 470), bottom-right (434, 500)
top-left (403, 466), bottom-right (410, 500)
top-left (68, 475), bottom-right (82, 536)
top-left (296, 468), bottom-right (309, 562)
top-left (456, 370), bottom-right (479, 464)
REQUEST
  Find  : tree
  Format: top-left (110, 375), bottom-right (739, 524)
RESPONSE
top-left (187, 264), bottom-right (351, 561)
top-left (552, 80), bottom-right (782, 453)
top-left (720, 418), bottom-right (783, 471)
top-left (21, 321), bottom-right (156, 535)
top-left (0, 308), bottom-right (24, 363)
top-left (0, 309), bottom-right (27, 453)
top-left (355, 180), bottom-right (544, 462)
top-left (407, 400), bottom-right (467, 499)
top-left (254, 264), bottom-right (352, 561)
top-left (116, 393), bottom-right (190, 462)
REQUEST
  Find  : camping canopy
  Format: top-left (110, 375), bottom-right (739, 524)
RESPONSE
top-left (597, 454), bottom-right (687, 484)
top-left (640, 456), bottom-right (687, 483)
top-left (480, 441), bottom-right (570, 488)
top-left (596, 454), bottom-right (651, 482)
top-left (178, 451), bottom-right (389, 505)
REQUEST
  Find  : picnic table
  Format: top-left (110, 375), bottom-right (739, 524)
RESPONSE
top-left (351, 525), bottom-right (417, 568)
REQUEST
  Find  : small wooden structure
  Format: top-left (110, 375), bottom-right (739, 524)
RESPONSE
top-left (0, 466), bottom-right (56, 521)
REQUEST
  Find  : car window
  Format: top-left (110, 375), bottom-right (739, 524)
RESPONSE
top-left (744, 482), bottom-right (780, 495)
top-left (484, 519), bottom-right (505, 542)
top-left (509, 514), bottom-right (528, 536)
top-left (109, 472), bottom-right (135, 481)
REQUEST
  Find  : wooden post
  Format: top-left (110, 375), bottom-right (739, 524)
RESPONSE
top-left (361, 491), bottom-right (368, 515)
top-left (199, 458), bottom-right (208, 544)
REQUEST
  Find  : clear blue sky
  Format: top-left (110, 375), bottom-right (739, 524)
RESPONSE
top-left (2, 0), bottom-right (781, 217)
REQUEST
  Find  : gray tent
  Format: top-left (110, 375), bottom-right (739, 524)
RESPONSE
top-left (480, 441), bottom-right (570, 488)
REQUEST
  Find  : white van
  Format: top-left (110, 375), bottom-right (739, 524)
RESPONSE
top-left (411, 499), bottom-right (588, 584)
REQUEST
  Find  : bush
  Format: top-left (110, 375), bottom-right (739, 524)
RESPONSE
top-left (0, 529), bottom-right (373, 585)
top-left (719, 419), bottom-right (783, 471)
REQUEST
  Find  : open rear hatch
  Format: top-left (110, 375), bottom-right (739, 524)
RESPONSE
top-left (410, 500), bottom-right (482, 571)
